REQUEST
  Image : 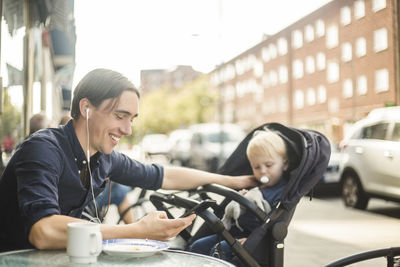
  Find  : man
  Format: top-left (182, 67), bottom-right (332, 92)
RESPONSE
top-left (0, 69), bottom-right (256, 252)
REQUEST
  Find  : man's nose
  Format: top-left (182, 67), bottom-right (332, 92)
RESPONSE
top-left (120, 121), bottom-right (132, 136)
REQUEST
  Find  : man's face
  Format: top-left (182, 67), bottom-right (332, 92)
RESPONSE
top-left (88, 90), bottom-right (139, 155)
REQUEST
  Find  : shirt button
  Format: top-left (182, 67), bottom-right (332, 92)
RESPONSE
top-left (82, 160), bottom-right (86, 164)
top-left (78, 170), bottom-right (81, 174)
top-left (74, 158), bottom-right (77, 161)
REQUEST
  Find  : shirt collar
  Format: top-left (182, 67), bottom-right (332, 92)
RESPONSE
top-left (64, 120), bottom-right (101, 170)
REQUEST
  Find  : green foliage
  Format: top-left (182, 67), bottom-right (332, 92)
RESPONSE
top-left (0, 90), bottom-right (22, 143)
top-left (133, 75), bottom-right (217, 142)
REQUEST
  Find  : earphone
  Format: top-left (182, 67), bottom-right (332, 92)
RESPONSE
top-left (85, 106), bottom-right (101, 223)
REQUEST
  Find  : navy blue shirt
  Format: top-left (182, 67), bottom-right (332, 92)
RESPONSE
top-left (0, 120), bottom-right (163, 252)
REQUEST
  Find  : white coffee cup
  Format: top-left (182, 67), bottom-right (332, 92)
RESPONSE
top-left (67, 222), bottom-right (102, 263)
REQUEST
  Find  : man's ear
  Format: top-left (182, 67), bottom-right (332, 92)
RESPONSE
top-left (79, 98), bottom-right (91, 119)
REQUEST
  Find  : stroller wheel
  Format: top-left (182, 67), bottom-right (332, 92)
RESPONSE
top-left (341, 172), bottom-right (369, 210)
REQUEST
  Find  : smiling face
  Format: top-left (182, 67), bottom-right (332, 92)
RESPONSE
top-left (87, 90), bottom-right (139, 155)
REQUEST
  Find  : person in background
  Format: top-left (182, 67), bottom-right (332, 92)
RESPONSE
top-left (189, 129), bottom-right (289, 260)
top-left (0, 68), bottom-right (257, 252)
top-left (28, 113), bottom-right (50, 136)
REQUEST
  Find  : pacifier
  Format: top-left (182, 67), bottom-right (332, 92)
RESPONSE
top-left (260, 176), bottom-right (270, 184)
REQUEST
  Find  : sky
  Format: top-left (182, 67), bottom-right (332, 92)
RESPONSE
top-left (73, 0), bottom-right (333, 87)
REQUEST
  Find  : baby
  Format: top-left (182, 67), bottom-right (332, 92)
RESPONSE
top-left (190, 129), bottom-right (289, 258)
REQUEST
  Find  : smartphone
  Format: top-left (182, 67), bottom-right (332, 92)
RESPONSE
top-left (179, 199), bottom-right (216, 218)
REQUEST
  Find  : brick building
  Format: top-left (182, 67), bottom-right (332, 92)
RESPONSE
top-left (210, 0), bottom-right (399, 143)
top-left (140, 65), bottom-right (201, 95)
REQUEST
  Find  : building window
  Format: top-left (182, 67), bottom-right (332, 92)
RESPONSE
top-left (354, 0), bottom-right (365, 19)
top-left (315, 19), bottom-right (325, 37)
top-left (253, 60), bottom-right (264, 77)
top-left (269, 43), bottom-right (278, 59)
top-left (355, 37), bottom-right (367, 57)
top-left (304, 25), bottom-right (315, 42)
top-left (316, 52), bottom-right (326, 70)
top-left (279, 65), bottom-right (288, 84)
top-left (262, 74), bottom-right (270, 88)
top-left (341, 42), bottom-right (352, 62)
top-left (279, 95), bottom-right (288, 112)
top-left (327, 61), bottom-right (339, 83)
top-left (235, 59), bottom-right (245, 75)
top-left (262, 47), bottom-right (270, 62)
top-left (294, 89), bottom-right (304, 109)
top-left (305, 56), bottom-right (315, 74)
top-left (372, 0), bottom-right (386, 12)
top-left (307, 88), bottom-right (316, 105)
top-left (292, 59), bottom-right (304, 79)
top-left (269, 70), bottom-right (278, 86)
top-left (357, 75), bottom-right (368, 95)
top-left (317, 85), bottom-right (327, 103)
top-left (326, 24), bottom-right (339, 49)
top-left (343, 79), bottom-right (353, 98)
top-left (374, 28), bottom-right (388, 53)
top-left (277, 37), bottom-right (288, 55)
top-left (292, 30), bottom-right (303, 49)
top-left (340, 6), bottom-right (351, 26)
top-left (375, 68), bottom-right (389, 92)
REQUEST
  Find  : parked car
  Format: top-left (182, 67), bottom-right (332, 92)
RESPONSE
top-left (139, 134), bottom-right (170, 158)
top-left (339, 106), bottom-right (400, 209)
top-left (314, 141), bottom-right (341, 194)
top-left (168, 129), bottom-right (192, 167)
top-left (187, 123), bottom-right (245, 172)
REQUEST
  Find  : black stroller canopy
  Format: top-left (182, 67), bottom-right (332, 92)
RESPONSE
top-left (218, 122), bottom-right (331, 211)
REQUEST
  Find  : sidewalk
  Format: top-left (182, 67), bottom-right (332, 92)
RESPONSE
top-left (285, 197), bottom-right (400, 267)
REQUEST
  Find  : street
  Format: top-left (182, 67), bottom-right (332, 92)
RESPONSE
top-left (285, 196), bottom-right (400, 267)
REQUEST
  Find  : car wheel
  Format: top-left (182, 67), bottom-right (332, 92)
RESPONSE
top-left (341, 172), bottom-right (369, 210)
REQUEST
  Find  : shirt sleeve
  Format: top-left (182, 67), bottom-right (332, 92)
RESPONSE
top-left (14, 137), bottom-right (63, 234)
top-left (108, 151), bottom-right (164, 190)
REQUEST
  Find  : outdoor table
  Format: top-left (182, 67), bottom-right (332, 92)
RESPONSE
top-left (0, 248), bottom-right (235, 266)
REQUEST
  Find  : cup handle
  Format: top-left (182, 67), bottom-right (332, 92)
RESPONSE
top-left (90, 232), bottom-right (103, 255)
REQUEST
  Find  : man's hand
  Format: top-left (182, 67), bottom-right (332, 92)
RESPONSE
top-left (135, 211), bottom-right (196, 241)
top-left (227, 175), bottom-right (258, 189)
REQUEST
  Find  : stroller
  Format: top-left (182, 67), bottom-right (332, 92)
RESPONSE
top-left (150, 122), bottom-right (331, 267)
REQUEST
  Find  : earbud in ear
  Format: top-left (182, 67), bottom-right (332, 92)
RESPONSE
top-left (86, 108), bottom-right (90, 120)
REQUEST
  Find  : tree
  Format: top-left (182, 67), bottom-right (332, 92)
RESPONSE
top-left (0, 89), bottom-right (22, 144)
top-left (131, 74), bottom-right (217, 143)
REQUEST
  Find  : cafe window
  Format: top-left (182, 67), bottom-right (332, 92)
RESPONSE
top-left (262, 47), bottom-right (270, 62)
top-left (305, 56), bottom-right (315, 74)
top-left (279, 65), bottom-right (288, 84)
top-left (304, 24), bottom-right (315, 42)
top-left (306, 88), bottom-right (316, 106)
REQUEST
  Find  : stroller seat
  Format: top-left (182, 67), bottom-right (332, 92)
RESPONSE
top-left (150, 122), bottom-right (331, 267)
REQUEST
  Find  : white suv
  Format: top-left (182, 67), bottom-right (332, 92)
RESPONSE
top-left (339, 106), bottom-right (400, 209)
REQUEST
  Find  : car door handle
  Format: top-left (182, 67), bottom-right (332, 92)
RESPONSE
top-left (383, 150), bottom-right (393, 159)
top-left (355, 147), bottom-right (363, 154)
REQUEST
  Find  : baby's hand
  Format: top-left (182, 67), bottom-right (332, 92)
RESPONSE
top-left (239, 189), bottom-right (248, 195)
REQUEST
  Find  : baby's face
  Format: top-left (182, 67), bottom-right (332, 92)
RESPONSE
top-left (249, 151), bottom-right (288, 187)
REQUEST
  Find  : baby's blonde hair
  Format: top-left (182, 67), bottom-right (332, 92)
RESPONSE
top-left (246, 130), bottom-right (287, 161)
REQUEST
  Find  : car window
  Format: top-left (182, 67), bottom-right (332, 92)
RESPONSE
top-left (206, 131), bottom-right (242, 143)
top-left (361, 123), bottom-right (389, 140)
top-left (390, 123), bottom-right (400, 142)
